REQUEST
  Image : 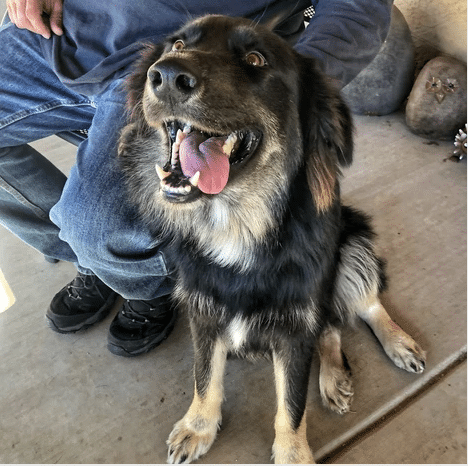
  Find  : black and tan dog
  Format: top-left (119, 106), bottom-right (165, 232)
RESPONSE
top-left (118, 15), bottom-right (426, 464)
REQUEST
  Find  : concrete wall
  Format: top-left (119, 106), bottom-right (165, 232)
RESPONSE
top-left (0, 0), bottom-right (6, 20)
top-left (395, 0), bottom-right (467, 64)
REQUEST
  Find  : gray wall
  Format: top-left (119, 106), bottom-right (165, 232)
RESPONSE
top-left (1, 1), bottom-right (7, 22)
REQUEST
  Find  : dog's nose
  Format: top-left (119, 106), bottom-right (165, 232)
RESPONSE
top-left (148, 59), bottom-right (199, 100)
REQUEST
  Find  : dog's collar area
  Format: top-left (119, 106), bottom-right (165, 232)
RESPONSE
top-left (156, 120), bottom-right (262, 202)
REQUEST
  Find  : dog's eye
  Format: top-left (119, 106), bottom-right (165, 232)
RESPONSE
top-left (245, 52), bottom-right (267, 67)
top-left (172, 40), bottom-right (185, 52)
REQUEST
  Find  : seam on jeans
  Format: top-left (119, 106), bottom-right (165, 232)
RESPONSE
top-left (0, 99), bottom-right (94, 130)
top-left (0, 175), bottom-right (49, 219)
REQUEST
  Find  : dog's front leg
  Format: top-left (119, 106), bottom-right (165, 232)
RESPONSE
top-left (318, 325), bottom-right (354, 414)
top-left (167, 330), bottom-right (227, 464)
top-left (271, 343), bottom-right (315, 464)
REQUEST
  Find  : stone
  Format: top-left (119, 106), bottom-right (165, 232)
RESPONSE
top-left (406, 56), bottom-right (467, 140)
top-left (341, 6), bottom-right (414, 116)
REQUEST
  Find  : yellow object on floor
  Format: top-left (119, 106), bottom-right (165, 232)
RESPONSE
top-left (0, 268), bottom-right (15, 313)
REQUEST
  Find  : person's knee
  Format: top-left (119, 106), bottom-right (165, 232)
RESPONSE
top-left (50, 185), bottom-right (107, 261)
top-left (50, 179), bottom-right (155, 270)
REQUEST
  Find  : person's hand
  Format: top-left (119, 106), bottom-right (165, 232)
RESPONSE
top-left (6, 0), bottom-right (63, 39)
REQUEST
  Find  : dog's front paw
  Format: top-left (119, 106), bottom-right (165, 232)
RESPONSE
top-left (272, 438), bottom-right (315, 464)
top-left (167, 416), bottom-right (220, 464)
top-left (319, 365), bottom-right (354, 414)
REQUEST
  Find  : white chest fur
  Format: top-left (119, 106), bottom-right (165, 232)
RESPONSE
top-left (227, 315), bottom-right (251, 350)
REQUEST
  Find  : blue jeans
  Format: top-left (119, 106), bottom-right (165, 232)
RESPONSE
top-left (0, 22), bottom-right (172, 300)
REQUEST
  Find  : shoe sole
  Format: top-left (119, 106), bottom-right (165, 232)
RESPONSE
top-left (46, 292), bottom-right (119, 334)
top-left (107, 309), bottom-right (177, 357)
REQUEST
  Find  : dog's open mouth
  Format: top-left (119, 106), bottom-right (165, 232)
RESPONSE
top-left (156, 121), bottom-right (262, 201)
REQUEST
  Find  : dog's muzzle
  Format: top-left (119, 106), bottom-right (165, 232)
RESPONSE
top-left (146, 57), bottom-right (262, 202)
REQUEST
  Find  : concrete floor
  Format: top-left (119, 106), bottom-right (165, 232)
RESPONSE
top-left (0, 112), bottom-right (466, 464)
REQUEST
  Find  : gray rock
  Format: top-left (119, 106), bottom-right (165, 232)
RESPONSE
top-left (406, 56), bottom-right (467, 140)
top-left (341, 6), bottom-right (414, 116)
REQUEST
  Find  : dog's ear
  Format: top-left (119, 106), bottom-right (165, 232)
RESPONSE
top-left (297, 55), bottom-right (353, 213)
top-left (124, 43), bottom-right (165, 122)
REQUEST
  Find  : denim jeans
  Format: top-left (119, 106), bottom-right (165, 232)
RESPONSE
top-left (0, 22), bottom-right (172, 300)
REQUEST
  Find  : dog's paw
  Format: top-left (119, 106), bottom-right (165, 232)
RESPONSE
top-left (319, 365), bottom-right (354, 414)
top-left (167, 417), bottom-right (219, 464)
top-left (384, 333), bottom-right (426, 373)
top-left (272, 439), bottom-right (315, 464)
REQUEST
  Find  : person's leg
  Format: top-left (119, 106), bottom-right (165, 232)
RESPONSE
top-left (0, 23), bottom-right (175, 354)
top-left (0, 22), bottom-right (120, 333)
top-left (49, 78), bottom-right (176, 355)
top-left (0, 22), bottom-right (96, 262)
top-left (0, 21), bottom-right (166, 291)
top-left (49, 78), bottom-right (173, 301)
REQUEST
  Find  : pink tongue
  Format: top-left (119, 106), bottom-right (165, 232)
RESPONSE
top-left (179, 132), bottom-right (230, 194)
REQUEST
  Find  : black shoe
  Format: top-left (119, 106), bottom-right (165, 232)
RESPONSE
top-left (107, 295), bottom-right (177, 357)
top-left (46, 272), bottom-right (118, 333)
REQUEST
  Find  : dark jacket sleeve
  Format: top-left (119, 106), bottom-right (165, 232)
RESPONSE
top-left (294, 0), bottom-right (394, 87)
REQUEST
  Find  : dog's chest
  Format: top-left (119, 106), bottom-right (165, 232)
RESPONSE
top-left (203, 234), bottom-right (255, 271)
top-left (226, 315), bottom-right (251, 351)
top-left (195, 199), bottom-right (265, 271)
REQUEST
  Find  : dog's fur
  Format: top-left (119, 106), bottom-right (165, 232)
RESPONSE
top-left (118, 15), bottom-right (426, 464)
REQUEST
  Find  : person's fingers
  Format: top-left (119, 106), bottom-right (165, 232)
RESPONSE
top-left (48, 0), bottom-right (63, 36)
top-left (25, 1), bottom-right (52, 38)
top-left (6, 0), bottom-right (21, 27)
top-left (6, 0), bottom-right (64, 39)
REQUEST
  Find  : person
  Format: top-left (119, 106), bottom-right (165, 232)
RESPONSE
top-left (0, 0), bottom-right (393, 357)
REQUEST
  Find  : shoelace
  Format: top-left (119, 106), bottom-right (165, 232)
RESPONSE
top-left (121, 301), bottom-right (151, 324)
top-left (66, 274), bottom-right (104, 301)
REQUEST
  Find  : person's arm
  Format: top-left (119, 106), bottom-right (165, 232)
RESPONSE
top-left (295, 0), bottom-right (393, 87)
top-left (6, 0), bottom-right (63, 39)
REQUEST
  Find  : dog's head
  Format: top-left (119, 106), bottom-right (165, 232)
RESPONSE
top-left (122, 14), bottom-right (352, 214)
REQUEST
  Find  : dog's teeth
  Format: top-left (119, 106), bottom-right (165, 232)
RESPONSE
top-left (183, 124), bottom-right (192, 134)
top-left (161, 182), bottom-right (192, 195)
top-left (176, 129), bottom-right (187, 144)
top-left (223, 133), bottom-right (239, 156)
top-left (189, 171), bottom-right (200, 187)
top-left (171, 129), bottom-right (188, 168)
top-left (156, 165), bottom-right (171, 180)
top-left (171, 143), bottom-right (180, 168)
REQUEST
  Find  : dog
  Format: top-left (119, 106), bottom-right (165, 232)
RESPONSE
top-left (118, 15), bottom-right (427, 464)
